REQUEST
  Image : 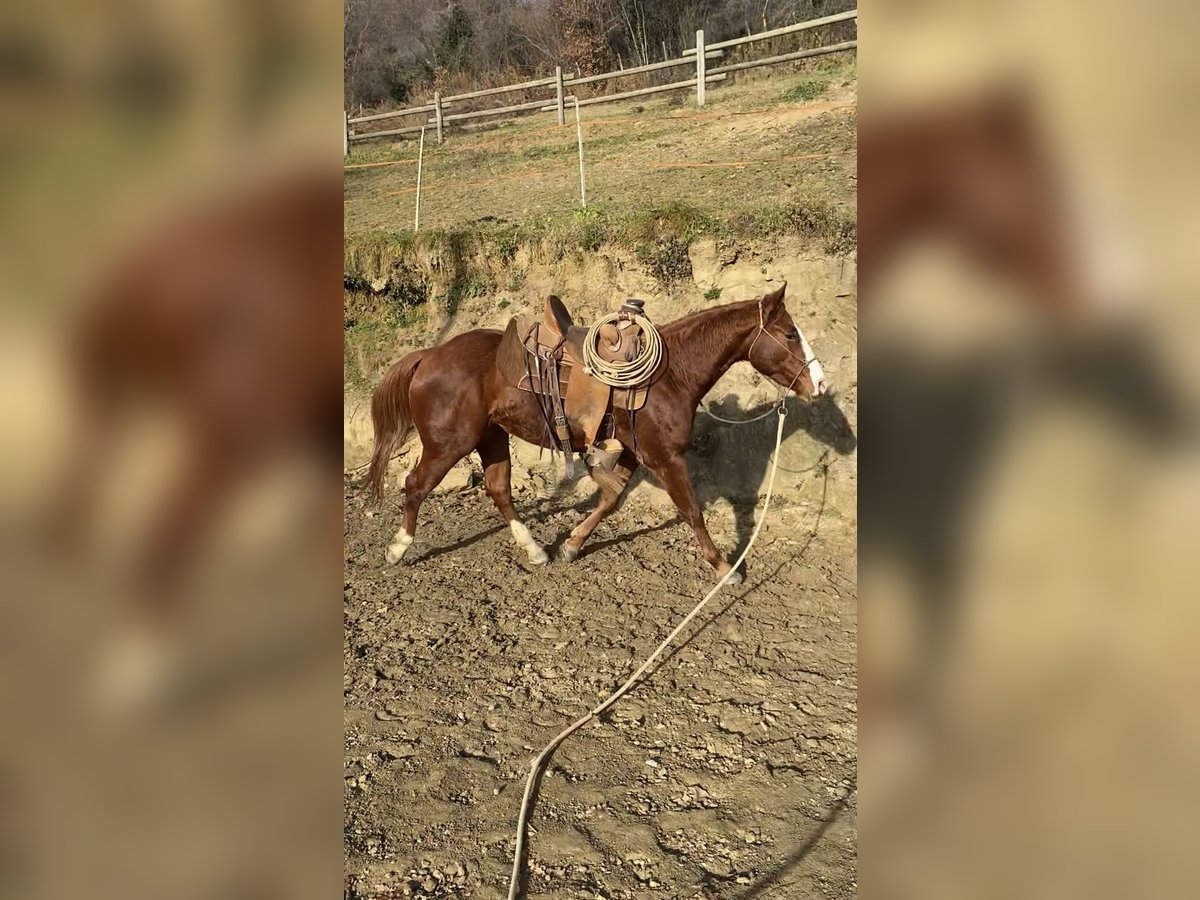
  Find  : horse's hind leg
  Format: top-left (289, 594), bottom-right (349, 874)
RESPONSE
top-left (385, 445), bottom-right (463, 565)
top-left (562, 450), bottom-right (639, 562)
top-left (477, 425), bottom-right (548, 565)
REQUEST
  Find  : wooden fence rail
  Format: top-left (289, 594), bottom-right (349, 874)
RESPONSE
top-left (564, 49), bottom-right (724, 87)
top-left (708, 40), bottom-right (858, 77)
top-left (345, 7), bottom-right (856, 151)
top-left (681, 9), bottom-right (859, 53)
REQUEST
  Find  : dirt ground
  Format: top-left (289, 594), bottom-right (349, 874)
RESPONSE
top-left (344, 461), bottom-right (857, 898)
top-left (342, 235), bottom-right (859, 900)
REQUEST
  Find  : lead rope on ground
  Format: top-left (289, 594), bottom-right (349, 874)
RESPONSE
top-left (507, 402), bottom-right (789, 900)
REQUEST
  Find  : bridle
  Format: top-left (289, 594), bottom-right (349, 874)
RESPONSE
top-left (747, 297), bottom-right (818, 395)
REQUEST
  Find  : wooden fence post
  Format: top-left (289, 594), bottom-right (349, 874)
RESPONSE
top-left (554, 66), bottom-right (565, 125)
top-left (433, 91), bottom-right (444, 144)
top-left (344, 109), bottom-right (349, 158)
top-left (695, 29), bottom-right (706, 107)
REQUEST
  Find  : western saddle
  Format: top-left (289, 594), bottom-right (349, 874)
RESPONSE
top-left (496, 296), bottom-right (663, 476)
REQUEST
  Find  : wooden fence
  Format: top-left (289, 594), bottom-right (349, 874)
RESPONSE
top-left (344, 8), bottom-right (857, 152)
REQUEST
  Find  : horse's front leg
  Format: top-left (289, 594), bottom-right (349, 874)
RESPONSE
top-left (477, 425), bottom-right (548, 565)
top-left (649, 453), bottom-right (743, 584)
top-left (562, 450), bottom-right (639, 562)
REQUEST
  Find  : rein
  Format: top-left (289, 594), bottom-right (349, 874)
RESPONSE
top-left (747, 296), bottom-right (817, 394)
top-left (705, 298), bottom-right (818, 424)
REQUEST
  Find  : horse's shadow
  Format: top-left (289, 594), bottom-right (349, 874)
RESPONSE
top-left (689, 392), bottom-right (857, 566)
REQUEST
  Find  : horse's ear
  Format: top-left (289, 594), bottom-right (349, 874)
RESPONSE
top-left (763, 282), bottom-right (787, 315)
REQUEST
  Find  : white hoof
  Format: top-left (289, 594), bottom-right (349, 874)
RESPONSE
top-left (510, 521), bottom-right (548, 565)
top-left (386, 529), bottom-right (413, 565)
top-left (720, 566), bottom-right (744, 586)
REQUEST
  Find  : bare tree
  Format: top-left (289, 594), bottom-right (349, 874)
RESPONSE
top-left (342, 0), bottom-right (856, 107)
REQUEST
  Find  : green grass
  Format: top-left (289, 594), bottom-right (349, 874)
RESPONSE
top-left (780, 79), bottom-right (828, 103)
top-left (704, 286), bottom-right (722, 301)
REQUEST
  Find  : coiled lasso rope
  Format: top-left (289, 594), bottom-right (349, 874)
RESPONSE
top-left (506, 403), bottom-right (790, 900)
top-left (581, 312), bottom-right (663, 387)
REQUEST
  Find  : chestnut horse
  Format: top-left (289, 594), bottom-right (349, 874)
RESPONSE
top-left (366, 285), bottom-right (828, 582)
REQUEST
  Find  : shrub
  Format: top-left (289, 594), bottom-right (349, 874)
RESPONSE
top-left (781, 80), bottom-right (826, 103)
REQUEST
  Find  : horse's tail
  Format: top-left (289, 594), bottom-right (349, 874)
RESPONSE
top-left (365, 349), bottom-right (425, 505)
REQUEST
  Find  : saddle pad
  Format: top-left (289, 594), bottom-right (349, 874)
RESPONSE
top-left (495, 317), bottom-right (531, 388)
top-left (496, 316), bottom-right (573, 395)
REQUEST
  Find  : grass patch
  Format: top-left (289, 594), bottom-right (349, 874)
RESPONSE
top-left (566, 205), bottom-right (609, 252)
top-left (704, 286), bottom-right (722, 301)
top-left (732, 198), bottom-right (856, 253)
top-left (635, 235), bottom-right (692, 284)
top-left (781, 79), bottom-right (827, 103)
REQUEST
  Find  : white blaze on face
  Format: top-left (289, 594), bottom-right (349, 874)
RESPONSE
top-left (798, 329), bottom-right (827, 395)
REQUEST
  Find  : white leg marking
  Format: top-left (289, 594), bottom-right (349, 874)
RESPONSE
top-left (799, 331), bottom-right (827, 394)
top-left (510, 520), bottom-right (549, 565)
top-left (386, 527), bottom-right (414, 565)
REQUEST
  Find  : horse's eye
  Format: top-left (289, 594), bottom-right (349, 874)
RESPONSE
top-left (787, 328), bottom-right (800, 342)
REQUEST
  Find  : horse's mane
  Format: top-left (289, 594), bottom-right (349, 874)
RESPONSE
top-left (656, 299), bottom-right (760, 395)
top-left (658, 298), bottom-right (757, 341)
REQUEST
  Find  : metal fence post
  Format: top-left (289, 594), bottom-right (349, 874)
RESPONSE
top-left (574, 98), bottom-right (586, 209)
top-left (554, 66), bottom-right (565, 125)
top-left (433, 91), bottom-right (444, 144)
top-left (414, 127), bottom-right (425, 232)
top-left (695, 29), bottom-right (706, 107)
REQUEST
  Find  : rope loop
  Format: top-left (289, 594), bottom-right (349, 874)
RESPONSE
top-left (581, 312), bottom-right (663, 388)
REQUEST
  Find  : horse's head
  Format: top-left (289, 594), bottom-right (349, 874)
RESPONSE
top-left (746, 283), bottom-right (827, 401)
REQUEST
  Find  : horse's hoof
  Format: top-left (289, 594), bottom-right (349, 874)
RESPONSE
top-left (720, 567), bottom-right (744, 586)
top-left (528, 547), bottom-right (550, 566)
top-left (385, 530), bottom-right (414, 566)
top-left (561, 545), bottom-right (579, 563)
